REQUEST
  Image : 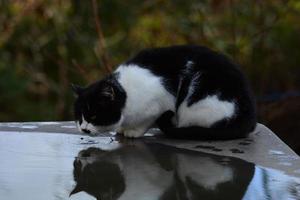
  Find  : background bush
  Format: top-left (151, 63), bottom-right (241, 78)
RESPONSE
top-left (0, 0), bottom-right (299, 151)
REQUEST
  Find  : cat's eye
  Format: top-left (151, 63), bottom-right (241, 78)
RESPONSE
top-left (90, 115), bottom-right (97, 120)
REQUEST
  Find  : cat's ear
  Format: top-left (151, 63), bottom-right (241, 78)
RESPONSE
top-left (71, 83), bottom-right (83, 97)
top-left (69, 184), bottom-right (83, 196)
top-left (101, 85), bottom-right (115, 101)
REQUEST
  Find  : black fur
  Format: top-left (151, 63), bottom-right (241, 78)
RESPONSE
top-left (126, 45), bottom-right (256, 140)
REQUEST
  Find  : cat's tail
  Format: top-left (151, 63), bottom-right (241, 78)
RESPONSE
top-left (156, 111), bottom-right (256, 140)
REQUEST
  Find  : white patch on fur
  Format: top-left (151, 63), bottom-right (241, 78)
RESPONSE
top-left (80, 115), bottom-right (88, 129)
top-left (186, 60), bottom-right (194, 70)
top-left (181, 60), bottom-right (195, 78)
top-left (116, 64), bottom-right (175, 136)
top-left (177, 94), bottom-right (235, 128)
top-left (186, 72), bottom-right (201, 97)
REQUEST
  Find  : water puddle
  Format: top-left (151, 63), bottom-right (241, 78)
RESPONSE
top-left (0, 131), bottom-right (299, 200)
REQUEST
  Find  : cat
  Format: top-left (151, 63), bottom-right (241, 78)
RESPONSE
top-left (72, 45), bottom-right (256, 139)
top-left (70, 142), bottom-right (300, 200)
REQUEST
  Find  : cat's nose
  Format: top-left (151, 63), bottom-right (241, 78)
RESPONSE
top-left (82, 129), bottom-right (91, 134)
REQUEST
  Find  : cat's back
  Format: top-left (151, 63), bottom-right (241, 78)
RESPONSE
top-left (121, 45), bottom-right (246, 95)
top-left (125, 45), bottom-right (211, 73)
top-left (123, 45), bottom-right (242, 78)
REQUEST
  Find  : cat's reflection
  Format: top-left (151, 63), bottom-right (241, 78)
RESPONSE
top-left (70, 141), bottom-right (299, 200)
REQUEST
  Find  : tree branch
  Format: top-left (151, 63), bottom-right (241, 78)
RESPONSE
top-left (91, 0), bottom-right (112, 73)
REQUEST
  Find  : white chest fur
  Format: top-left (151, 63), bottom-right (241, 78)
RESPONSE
top-left (116, 65), bottom-right (175, 130)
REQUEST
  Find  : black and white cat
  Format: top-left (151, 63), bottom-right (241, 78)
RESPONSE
top-left (72, 45), bottom-right (256, 139)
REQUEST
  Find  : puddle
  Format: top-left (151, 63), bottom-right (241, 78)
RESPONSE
top-left (36, 122), bottom-right (61, 125)
top-left (20, 125), bottom-right (38, 129)
top-left (0, 131), bottom-right (299, 200)
top-left (61, 125), bottom-right (77, 129)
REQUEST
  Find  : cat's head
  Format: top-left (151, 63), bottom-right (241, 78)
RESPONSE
top-left (72, 76), bottom-right (126, 134)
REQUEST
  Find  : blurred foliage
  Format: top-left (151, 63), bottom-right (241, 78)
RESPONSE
top-left (0, 0), bottom-right (299, 121)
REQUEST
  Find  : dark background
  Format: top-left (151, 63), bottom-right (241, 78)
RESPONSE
top-left (0, 0), bottom-right (299, 153)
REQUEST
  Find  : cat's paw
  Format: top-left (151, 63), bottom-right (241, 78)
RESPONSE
top-left (123, 129), bottom-right (145, 138)
top-left (116, 132), bottom-right (124, 135)
top-left (115, 127), bottom-right (124, 135)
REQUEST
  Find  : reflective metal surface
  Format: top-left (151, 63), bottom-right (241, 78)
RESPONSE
top-left (0, 131), bottom-right (299, 200)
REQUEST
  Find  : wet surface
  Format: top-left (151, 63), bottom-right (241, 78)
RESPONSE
top-left (0, 122), bottom-right (81, 135)
top-left (0, 131), bottom-right (299, 200)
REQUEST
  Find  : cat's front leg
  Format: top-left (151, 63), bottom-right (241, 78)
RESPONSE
top-left (123, 128), bottom-right (146, 138)
top-left (115, 127), bottom-right (125, 135)
top-left (122, 117), bottom-right (156, 138)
